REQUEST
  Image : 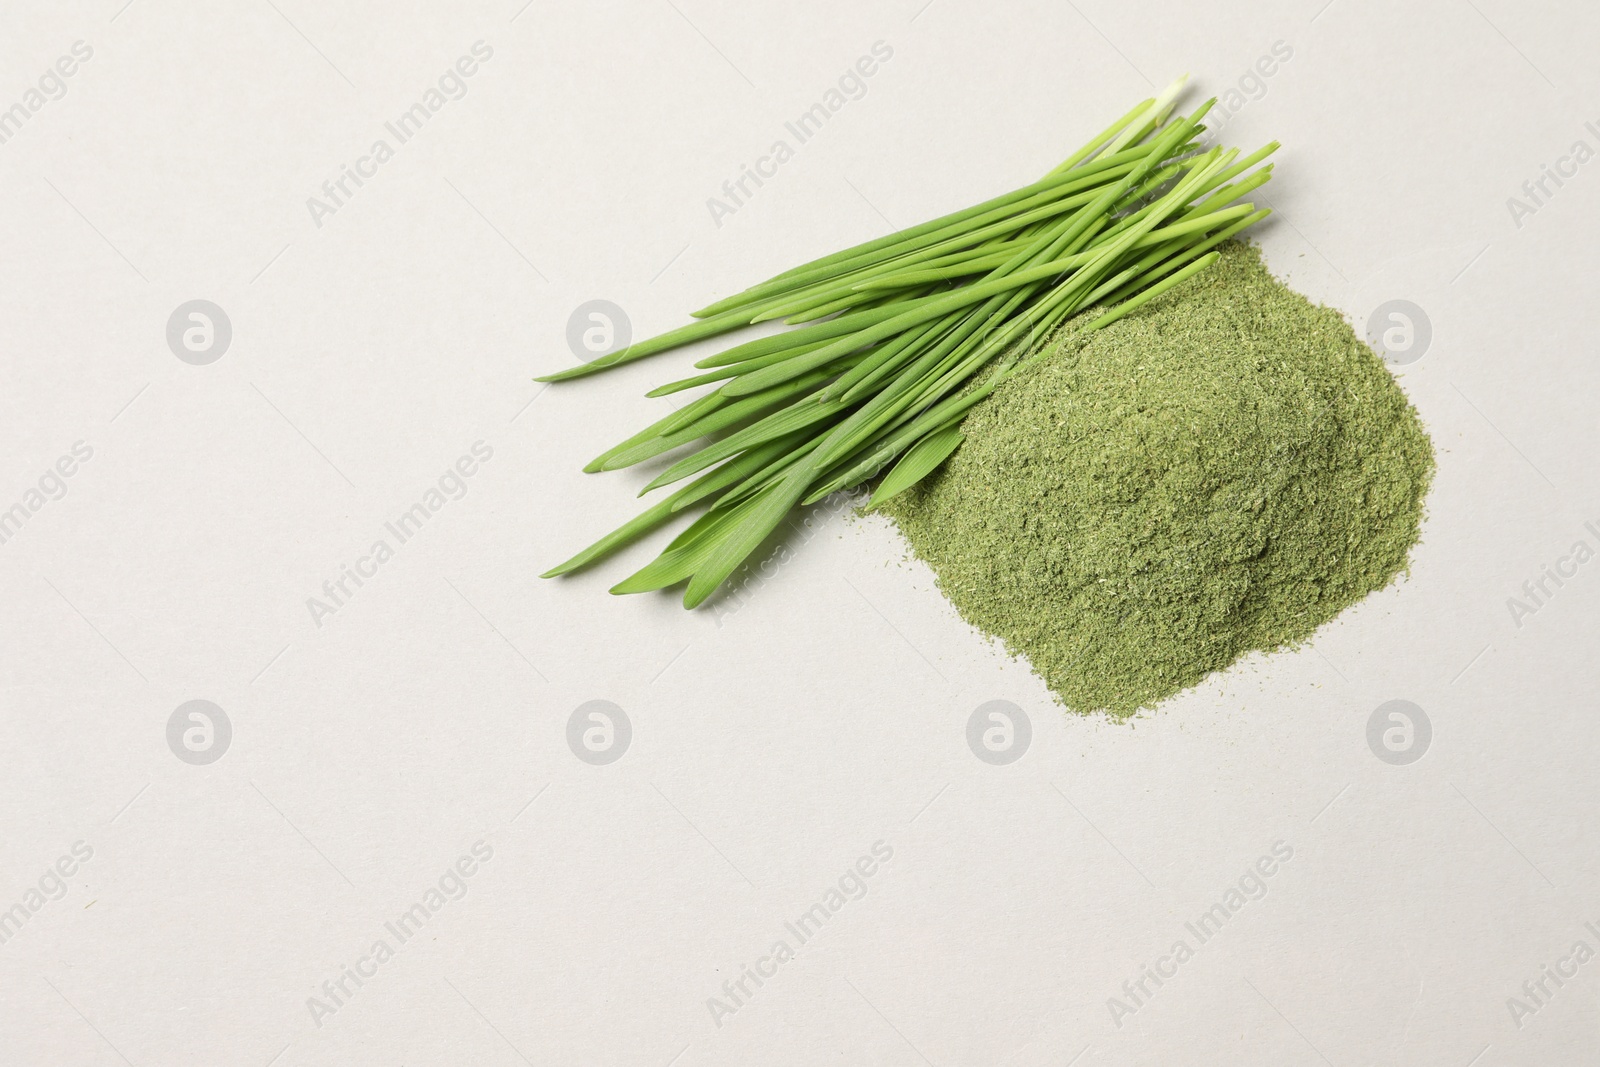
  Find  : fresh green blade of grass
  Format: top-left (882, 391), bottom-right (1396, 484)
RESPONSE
top-left (1085, 207), bottom-right (1272, 311)
top-left (719, 245), bottom-right (1133, 398)
top-left (813, 377), bottom-right (1005, 503)
top-left (584, 390), bottom-right (728, 472)
top-left (866, 424), bottom-right (965, 507)
top-left (678, 341), bottom-right (982, 605)
top-left (541, 433), bottom-right (804, 577)
top-left (542, 494), bottom-right (687, 579)
top-left (805, 283), bottom-right (1087, 503)
top-left (849, 198), bottom-right (1250, 318)
top-left (694, 139), bottom-right (1184, 323)
top-left (753, 154), bottom-right (1167, 312)
top-left (1087, 250), bottom-right (1222, 330)
top-left (1046, 95), bottom-right (1158, 175)
top-left (639, 390), bottom-right (851, 492)
top-left (651, 349), bottom-right (866, 445)
top-left (751, 178), bottom-right (1141, 319)
top-left (776, 285), bottom-right (921, 326)
top-left (693, 304), bottom-right (902, 368)
top-left (681, 470), bottom-right (811, 607)
top-left (1177, 141), bottom-right (1279, 206)
top-left (736, 245), bottom-right (950, 323)
top-left (538, 308), bottom-right (752, 382)
top-left (610, 490), bottom-right (770, 595)
top-left (823, 314), bottom-right (957, 403)
top-left (1088, 75), bottom-right (1187, 163)
top-left (599, 364), bottom-right (845, 472)
top-left (851, 250), bottom-right (1013, 292)
top-left (689, 145), bottom-right (1166, 319)
top-left (648, 337), bottom-right (850, 398)
top-left (701, 433), bottom-right (827, 512)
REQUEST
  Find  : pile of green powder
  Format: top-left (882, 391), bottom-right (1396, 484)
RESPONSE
top-left (882, 242), bottom-right (1434, 717)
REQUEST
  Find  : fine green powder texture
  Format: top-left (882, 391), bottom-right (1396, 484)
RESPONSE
top-left (882, 242), bottom-right (1434, 717)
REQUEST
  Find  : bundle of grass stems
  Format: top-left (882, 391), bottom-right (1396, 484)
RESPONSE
top-left (541, 77), bottom-right (1276, 608)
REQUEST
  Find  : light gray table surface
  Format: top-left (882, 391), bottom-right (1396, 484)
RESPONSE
top-left (2, 0), bottom-right (1597, 1063)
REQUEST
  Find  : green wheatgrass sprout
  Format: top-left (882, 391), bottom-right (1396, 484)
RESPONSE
top-left (539, 77), bottom-right (1279, 608)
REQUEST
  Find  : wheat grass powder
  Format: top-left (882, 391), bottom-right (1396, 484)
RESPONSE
top-left (882, 242), bottom-right (1434, 716)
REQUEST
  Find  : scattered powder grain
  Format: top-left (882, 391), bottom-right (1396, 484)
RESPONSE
top-left (882, 241), bottom-right (1434, 717)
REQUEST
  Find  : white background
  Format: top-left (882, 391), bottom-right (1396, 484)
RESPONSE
top-left (2, 0), bottom-right (1597, 1064)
